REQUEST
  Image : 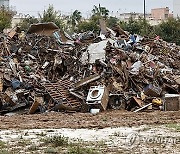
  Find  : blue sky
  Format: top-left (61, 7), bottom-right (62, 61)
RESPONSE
top-left (10, 0), bottom-right (173, 17)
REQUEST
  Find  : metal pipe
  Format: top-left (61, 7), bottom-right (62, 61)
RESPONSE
top-left (144, 0), bottom-right (146, 19)
top-left (143, 0), bottom-right (146, 34)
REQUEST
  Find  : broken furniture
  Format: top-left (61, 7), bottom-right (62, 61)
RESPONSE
top-left (164, 94), bottom-right (180, 111)
top-left (42, 80), bottom-right (82, 111)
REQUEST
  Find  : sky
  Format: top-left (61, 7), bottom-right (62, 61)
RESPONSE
top-left (10, 0), bottom-right (173, 17)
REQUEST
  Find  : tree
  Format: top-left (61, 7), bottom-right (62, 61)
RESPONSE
top-left (88, 4), bottom-right (109, 32)
top-left (19, 15), bottom-right (39, 31)
top-left (124, 16), bottom-right (141, 34)
top-left (39, 5), bottom-right (64, 29)
top-left (118, 20), bottom-right (128, 31)
top-left (0, 6), bottom-right (14, 32)
top-left (155, 17), bottom-right (180, 45)
top-left (92, 4), bottom-right (109, 20)
top-left (118, 16), bottom-right (154, 36)
top-left (77, 20), bottom-right (99, 33)
top-left (69, 10), bottom-right (82, 30)
top-left (107, 16), bottom-right (118, 28)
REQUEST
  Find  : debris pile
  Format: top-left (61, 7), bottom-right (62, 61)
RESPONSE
top-left (0, 22), bottom-right (179, 115)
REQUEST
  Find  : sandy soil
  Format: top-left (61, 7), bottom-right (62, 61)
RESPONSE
top-left (0, 125), bottom-right (180, 154)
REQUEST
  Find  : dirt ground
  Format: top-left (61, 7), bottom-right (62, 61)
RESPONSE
top-left (0, 111), bottom-right (180, 153)
top-left (0, 110), bottom-right (179, 129)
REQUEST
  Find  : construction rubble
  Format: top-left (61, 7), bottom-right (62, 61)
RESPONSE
top-left (0, 21), bottom-right (179, 115)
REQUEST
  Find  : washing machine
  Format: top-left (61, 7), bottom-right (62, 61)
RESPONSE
top-left (86, 85), bottom-right (109, 110)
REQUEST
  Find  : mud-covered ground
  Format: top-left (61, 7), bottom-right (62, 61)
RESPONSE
top-left (0, 110), bottom-right (179, 129)
top-left (0, 111), bottom-right (180, 153)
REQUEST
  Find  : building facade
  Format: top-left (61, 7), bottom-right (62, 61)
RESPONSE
top-left (174, 0), bottom-right (180, 18)
top-left (151, 7), bottom-right (170, 20)
top-left (0, 0), bottom-right (9, 7)
top-left (118, 13), bottom-right (151, 22)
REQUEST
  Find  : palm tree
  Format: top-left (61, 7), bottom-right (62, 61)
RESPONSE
top-left (92, 4), bottom-right (109, 19)
top-left (69, 10), bottom-right (82, 29)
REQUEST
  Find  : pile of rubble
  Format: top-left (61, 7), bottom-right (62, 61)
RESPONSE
top-left (0, 21), bottom-right (179, 115)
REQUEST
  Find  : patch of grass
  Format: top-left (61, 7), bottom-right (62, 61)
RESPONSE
top-left (166, 123), bottom-right (180, 132)
top-left (43, 135), bottom-right (69, 147)
top-left (113, 132), bottom-right (122, 137)
top-left (68, 145), bottom-right (99, 154)
top-left (96, 140), bottom-right (106, 147)
top-left (0, 141), bottom-right (6, 149)
top-left (36, 132), bottom-right (47, 137)
top-left (0, 149), bottom-right (10, 154)
top-left (28, 144), bottom-right (38, 151)
top-left (141, 127), bottom-right (151, 131)
top-left (44, 147), bottom-right (58, 153)
top-left (17, 139), bottom-right (31, 146)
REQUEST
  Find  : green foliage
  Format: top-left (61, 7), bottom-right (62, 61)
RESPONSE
top-left (17, 139), bottom-right (31, 146)
top-left (43, 135), bottom-right (69, 147)
top-left (39, 5), bottom-right (64, 29)
top-left (19, 15), bottom-right (39, 31)
top-left (77, 20), bottom-right (100, 33)
top-left (69, 10), bottom-right (82, 30)
top-left (166, 123), bottom-right (180, 132)
top-left (1, 3), bottom-right (178, 46)
top-left (68, 145), bottom-right (98, 154)
top-left (44, 147), bottom-right (58, 153)
top-left (0, 149), bottom-right (10, 154)
top-left (155, 17), bottom-right (180, 45)
top-left (128, 16), bottom-right (142, 34)
top-left (0, 140), bottom-right (6, 149)
top-left (28, 144), bottom-right (39, 151)
top-left (0, 6), bottom-right (14, 32)
top-left (76, 4), bottom-right (110, 33)
top-left (92, 4), bottom-right (109, 20)
top-left (107, 16), bottom-right (118, 28)
top-left (118, 20), bottom-right (128, 30)
top-left (117, 16), bottom-right (180, 45)
top-left (90, 15), bottom-right (101, 26)
top-left (119, 16), bottom-right (154, 36)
